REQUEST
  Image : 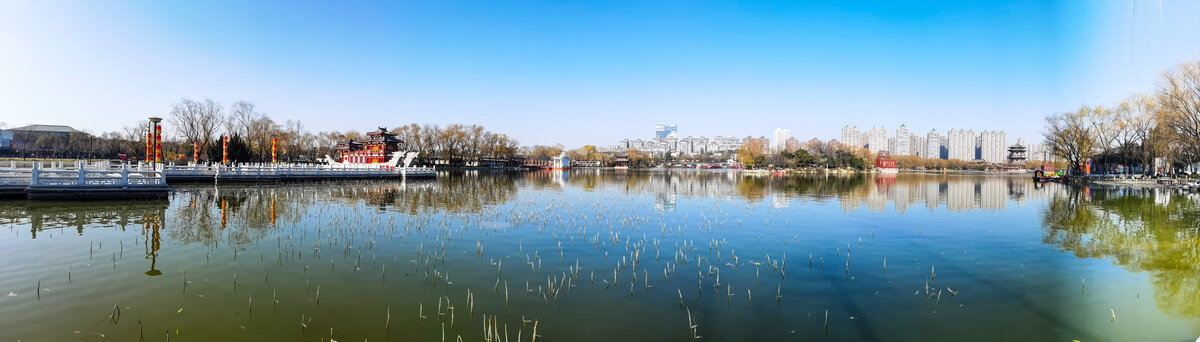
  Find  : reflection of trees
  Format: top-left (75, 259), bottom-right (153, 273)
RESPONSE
top-left (0, 201), bottom-right (169, 276)
top-left (164, 177), bottom-right (520, 246)
top-left (770, 174), bottom-right (867, 199)
top-left (352, 173), bottom-right (520, 214)
top-left (0, 201), bottom-right (166, 238)
top-left (736, 176), bottom-right (769, 202)
top-left (1042, 187), bottom-right (1200, 318)
top-left (167, 189), bottom-right (285, 246)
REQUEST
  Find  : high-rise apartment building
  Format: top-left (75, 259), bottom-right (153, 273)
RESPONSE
top-left (1028, 143), bottom-right (1053, 161)
top-left (926, 129), bottom-right (941, 158)
top-left (912, 136), bottom-right (926, 158)
top-left (895, 125), bottom-right (910, 156)
top-left (841, 126), bottom-right (862, 150)
top-left (939, 137), bottom-right (948, 159)
top-left (834, 125), bottom-right (1025, 162)
top-left (772, 128), bottom-right (791, 153)
top-left (979, 131), bottom-right (1007, 163)
top-left (655, 123), bottom-right (678, 139)
top-left (785, 137), bottom-right (802, 152)
top-left (947, 129), bottom-right (977, 161)
top-left (868, 127), bottom-right (888, 153)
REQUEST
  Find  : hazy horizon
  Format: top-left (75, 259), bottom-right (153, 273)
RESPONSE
top-left (3, 0), bottom-right (1200, 148)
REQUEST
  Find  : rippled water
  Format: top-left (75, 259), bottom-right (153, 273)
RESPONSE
top-left (1, 170), bottom-right (1198, 341)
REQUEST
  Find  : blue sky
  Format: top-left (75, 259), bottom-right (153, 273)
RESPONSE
top-left (2, 0), bottom-right (1199, 148)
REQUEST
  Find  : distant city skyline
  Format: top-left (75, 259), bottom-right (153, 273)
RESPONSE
top-left (3, 1), bottom-right (1199, 148)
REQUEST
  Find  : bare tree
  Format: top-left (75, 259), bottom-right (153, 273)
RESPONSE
top-left (1044, 108), bottom-right (1097, 172)
top-left (227, 101), bottom-right (260, 137)
top-left (169, 98), bottom-right (225, 160)
top-left (67, 131), bottom-right (94, 158)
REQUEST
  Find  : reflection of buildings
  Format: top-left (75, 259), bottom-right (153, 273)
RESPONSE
top-left (979, 179), bottom-right (1006, 210)
top-left (945, 180), bottom-right (974, 211)
top-left (830, 175), bottom-right (1058, 212)
top-left (771, 194), bottom-right (789, 209)
top-left (655, 192), bottom-right (678, 211)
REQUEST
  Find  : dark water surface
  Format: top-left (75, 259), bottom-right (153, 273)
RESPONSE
top-left (1, 170), bottom-right (1198, 341)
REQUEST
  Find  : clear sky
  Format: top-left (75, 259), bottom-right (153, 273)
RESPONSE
top-left (2, 0), bottom-right (1199, 148)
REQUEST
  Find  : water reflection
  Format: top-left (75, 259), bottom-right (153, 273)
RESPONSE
top-left (557, 170), bottom-right (1049, 213)
top-left (0, 200), bottom-right (167, 238)
top-left (1042, 186), bottom-right (1200, 319)
top-left (1, 172), bottom-right (1054, 241)
top-left (2, 171), bottom-right (1199, 341)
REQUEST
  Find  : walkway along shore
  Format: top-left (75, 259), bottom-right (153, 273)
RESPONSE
top-left (0, 160), bottom-right (437, 200)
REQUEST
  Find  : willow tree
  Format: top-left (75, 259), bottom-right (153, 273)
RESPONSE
top-left (1158, 60), bottom-right (1200, 166)
top-left (1118, 94), bottom-right (1166, 173)
top-left (735, 142), bottom-right (765, 168)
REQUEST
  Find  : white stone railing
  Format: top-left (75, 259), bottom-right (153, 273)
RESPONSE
top-left (162, 162), bottom-right (436, 179)
top-left (29, 162), bottom-right (165, 188)
top-left (0, 161), bottom-right (434, 188)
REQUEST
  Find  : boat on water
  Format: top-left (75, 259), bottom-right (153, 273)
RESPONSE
top-left (1032, 169), bottom-right (1065, 182)
top-left (321, 127), bottom-right (435, 177)
top-left (1031, 163), bottom-right (1060, 182)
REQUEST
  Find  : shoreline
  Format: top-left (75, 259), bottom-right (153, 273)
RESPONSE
top-left (739, 168), bottom-right (1035, 176)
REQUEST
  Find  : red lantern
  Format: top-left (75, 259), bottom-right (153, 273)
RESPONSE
top-left (145, 132), bottom-right (152, 163)
top-left (154, 124), bottom-right (162, 163)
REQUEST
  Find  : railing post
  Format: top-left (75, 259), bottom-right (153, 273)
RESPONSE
top-left (31, 162), bottom-right (40, 185)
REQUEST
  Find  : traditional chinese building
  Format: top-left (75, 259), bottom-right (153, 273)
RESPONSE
top-left (334, 127), bottom-right (403, 164)
top-left (550, 152), bottom-right (571, 169)
top-left (875, 151), bottom-right (897, 172)
top-left (1006, 144), bottom-right (1027, 164)
top-left (614, 153), bottom-right (630, 169)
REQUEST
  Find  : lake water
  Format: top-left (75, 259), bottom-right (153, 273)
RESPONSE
top-left (1, 170), bottom-right (1198, 341)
